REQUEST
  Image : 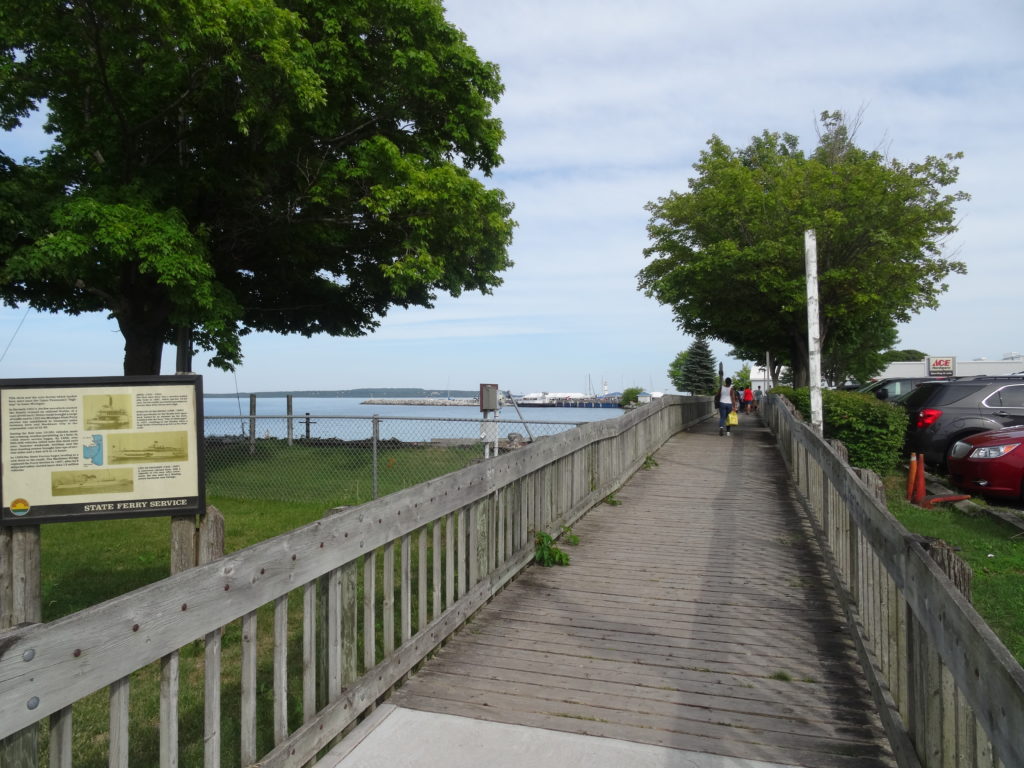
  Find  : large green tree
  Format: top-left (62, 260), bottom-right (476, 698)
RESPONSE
top-left (638, 112), bottom-right (966, 387)
top-left (669, 336), bottom-right (716, 395)
top-left (0, 0), bottom-right (515, 374)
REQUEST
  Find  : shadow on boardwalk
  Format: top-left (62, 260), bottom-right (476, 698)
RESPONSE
top-left (343, 415), bottom-right (897, 767)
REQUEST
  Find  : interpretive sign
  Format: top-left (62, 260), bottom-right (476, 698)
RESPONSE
top-left (1, 375), bottom-right (204, 525)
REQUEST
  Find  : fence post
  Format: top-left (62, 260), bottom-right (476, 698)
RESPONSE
top-left (1, 525), bottom-right (41, 767)
top-left (287, 395), bottom-right (294, 446)
top-left (372, 415), bottom-right (380, 500)
top-left (249, 394), bottom-right (257, 455)
top-left (170, 515), bottom-right (196, 575)
top-left (197, 506), bottom-right (225, 566)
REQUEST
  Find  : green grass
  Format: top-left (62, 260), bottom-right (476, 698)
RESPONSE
top-left (883, 474), bottom-right (1024, 666)
top-left (205, 438), bottom-right (482, 506)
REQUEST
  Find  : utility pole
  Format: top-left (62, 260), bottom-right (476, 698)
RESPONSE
top-left (805, 230), bottom-right (823, 434)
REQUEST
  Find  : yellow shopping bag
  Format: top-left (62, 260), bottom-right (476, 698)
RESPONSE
top-left (726, 410), bottom-right (738, 426)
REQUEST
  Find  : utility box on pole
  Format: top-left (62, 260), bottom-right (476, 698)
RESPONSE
top-left (479, 384), bottom-right (499, 459)
top-left (479, 383), bottom-right (499, 413)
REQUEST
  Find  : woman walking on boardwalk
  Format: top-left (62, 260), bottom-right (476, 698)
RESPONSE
top-left (717, 377), bottom-right (739, 436)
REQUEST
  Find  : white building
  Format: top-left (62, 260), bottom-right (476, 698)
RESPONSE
top-left (871, 354), bottom-right (1024, 380)
top-left (746, 353), bottom-right (1024, 391)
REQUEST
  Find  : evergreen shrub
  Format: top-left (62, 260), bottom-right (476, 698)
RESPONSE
top-left (771, 387), bottom-right (908, 474)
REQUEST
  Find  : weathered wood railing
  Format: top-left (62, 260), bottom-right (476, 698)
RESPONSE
top-left (0, 396), bottom-right (709, 767)
top-left (762, 394), bottom-right (1024, 768)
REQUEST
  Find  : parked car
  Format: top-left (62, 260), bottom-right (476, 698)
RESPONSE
top-left (946, 426), bottom-right (1024, 501)
top-left (857, 377), bottom-right (947, 401)
top-left (901, 376), bottom-right (1024, 468)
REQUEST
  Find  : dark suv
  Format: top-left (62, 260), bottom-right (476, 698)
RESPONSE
top-left (901, 376), bottom-right (1024, 467)
top-left (857, 377), bottom-right (947, 401)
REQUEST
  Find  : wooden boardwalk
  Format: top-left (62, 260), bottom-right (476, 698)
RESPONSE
top-left (385, 414), bottom-right (897, 768)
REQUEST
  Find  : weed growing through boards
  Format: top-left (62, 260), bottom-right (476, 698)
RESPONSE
top-left (534, 530), bottom-right (573, 566)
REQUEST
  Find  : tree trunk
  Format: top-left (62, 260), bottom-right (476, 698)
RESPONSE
top-left (121, 327), bottom-right (165, 375)
top-left (175, 326), bottom-right (193, 374)
top-left (117, 299), bottom-right (170, 375)
top-left (115, 270), bottom-right (172, 375)
top-left (790, 333), bottom-right (810, 388)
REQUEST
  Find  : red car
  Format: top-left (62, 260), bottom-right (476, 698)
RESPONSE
top-left (946, 426), bottom-right (1024, 501)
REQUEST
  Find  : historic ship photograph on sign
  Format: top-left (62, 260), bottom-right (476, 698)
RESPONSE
top-left (108, 431), bottom-right (189, 464)
top-left (83, 393), bottom-right (132, 431)
top-left (51, 468), bottom-right (134, 496)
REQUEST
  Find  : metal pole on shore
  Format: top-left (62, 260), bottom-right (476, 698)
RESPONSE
top-left (372, 415), bottom-right (380, 499)
top-left (505, 391), bottom-right (535, 442)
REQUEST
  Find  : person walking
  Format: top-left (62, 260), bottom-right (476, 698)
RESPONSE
top-left (717, 377), bottom-right (739, 436)
top-left (742, 385), bottom-right (754, 414)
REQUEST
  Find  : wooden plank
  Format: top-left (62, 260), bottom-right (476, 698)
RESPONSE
top-left (393, 692), bottom-right (889, 768)
top-left (1, 527), bottom-right (12, 629)
top-left (301, 582), bottom-right (316, 723)
top-left (382, 542), bottom-right (394, 656)
top-left (417, 529), bottom-right (427, 634)
top-left (400, 535), bottom-right (411, 644)
top-left (273, 595), bottom-right (288, 745)
top-left (431, 523), bottom-right (441, 621)
top-left (467, 502), bottom-right (479, 588)
top-left (362, 552), bottom-right (375, 671)
top-left (204, 630), bottom-right (221, 768)
top-left (326, 567), bottom-right (341, 702)
top-left (339, 561), bottom-right (357, 686)
top-left (109, 676), bottom-right (129, 768)
top-left (241, 611), bottom-right (257, 766)
top-left (49, 706), bottom-right (72, 768)
top-left (456, 508), bottom-right (466, 599)
top-left (444, 514), bottom-right (454, 610)
top-left (419, 652), bottom-right (878, 727)
top-left (395, 672), bottom-right (886, 753)
top-left (160, 652), bottom-right (179, 768)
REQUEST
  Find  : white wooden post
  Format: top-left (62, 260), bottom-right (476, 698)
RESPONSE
top-left (805, 229), bottom-right (823, 434)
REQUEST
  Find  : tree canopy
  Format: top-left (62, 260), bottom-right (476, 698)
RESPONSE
top-left (638, 112), bottom-right (967, 387)
top-left (0, 0), bottom-right (515, 374)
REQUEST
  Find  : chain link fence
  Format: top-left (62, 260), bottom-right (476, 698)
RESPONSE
top-left (203, 413), bottom-right (586, 506)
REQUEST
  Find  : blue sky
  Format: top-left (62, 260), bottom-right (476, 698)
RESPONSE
top-left (2, 0), bottom-right (1021, 394)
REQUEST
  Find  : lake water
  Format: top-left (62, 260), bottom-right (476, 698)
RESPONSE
top-left (202, 396), bottom-right (624, 441)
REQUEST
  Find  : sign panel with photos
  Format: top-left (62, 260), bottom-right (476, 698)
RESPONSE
top-left (1, 375), bottom-right (205, 525)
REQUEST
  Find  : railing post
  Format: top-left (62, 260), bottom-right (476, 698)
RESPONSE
top-left (372, 415), bottom-right (380, 500)
top-left (1, 526), bottom-right (41, 766)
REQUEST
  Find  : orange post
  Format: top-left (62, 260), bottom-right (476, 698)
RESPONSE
top-left (906, 453), bottom-right (917, 501)
top-left (913, 453), bottom-right (927, 505)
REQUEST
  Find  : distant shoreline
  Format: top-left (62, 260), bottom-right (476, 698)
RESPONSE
top-left (360, 398), bottom-right (478, 407)
top-left (205, 388), bottom-right (481, 399)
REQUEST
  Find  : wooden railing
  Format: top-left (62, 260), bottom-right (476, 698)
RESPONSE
top-left (0, 396), bottom-right (710, 767)
top-left (761, 394), bottom-right (1024, 768)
